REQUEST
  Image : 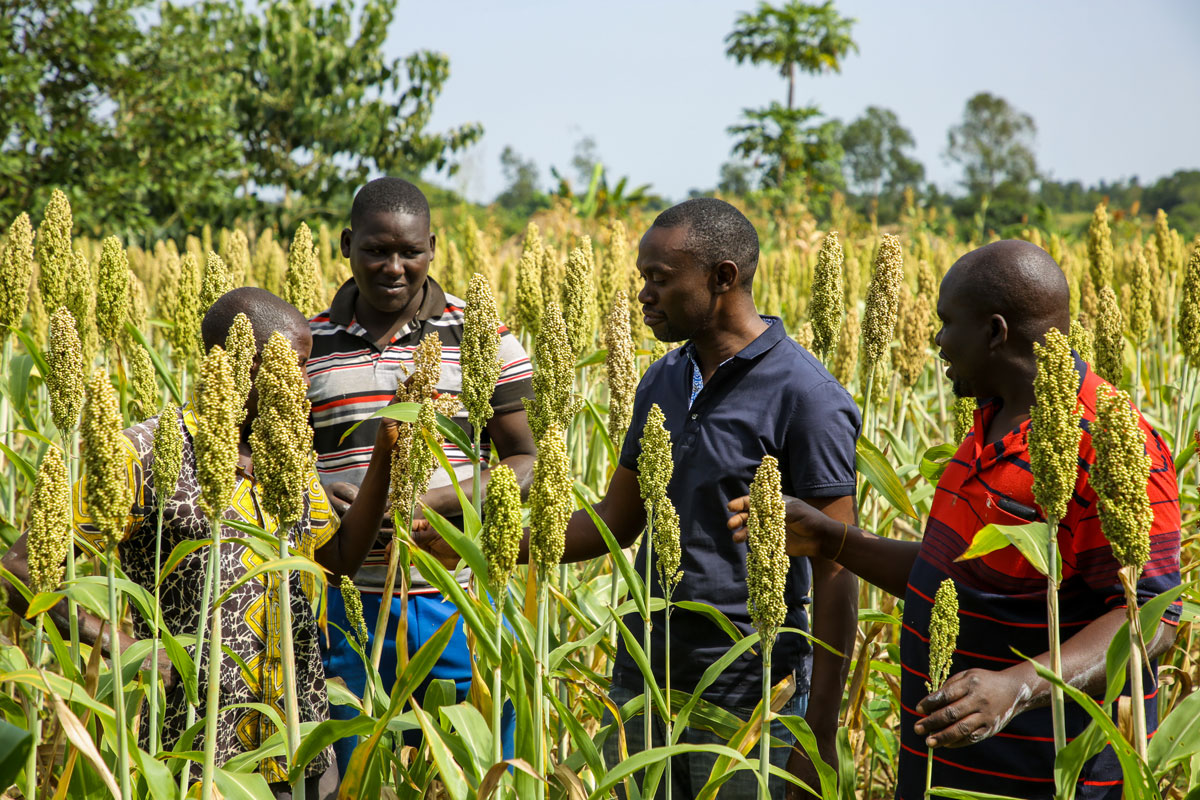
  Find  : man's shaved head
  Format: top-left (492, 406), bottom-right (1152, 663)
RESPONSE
top-left (201, 287), bottom-right (310, 352)
top-left (944, 240), bottom-right (1070, 346)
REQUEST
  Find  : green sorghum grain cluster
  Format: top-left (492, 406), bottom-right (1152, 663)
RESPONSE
top-left (390, 400), bottom-right (440, 520)
top-left (47, 307), bottom-right (85, 434)
top-left (1180, 241), bottom-right (1200, 368)
top-left (861, 234), bottom-right (905, 374)
top-left (1154, 209), bottom-right (1174, 274)
top-left (66, 249), bottom-right (97, 366)
top-left (541, 246), bottom-right (563, 312)
top-left (127, 273), bottom-right (147, 337)
top-left (27, 447), bottom-right (72, 595)
top-left (225, 313), bottom-right (255, 419)
top-left (81, 370), bottom-right (132, 546)
top-left (1143, 240), bottom-right (1166, 329)
top-left (250, 333), bottom-right (315, 527)
top-left (1091, 389), bottom-right (1153, 569)
top-left (460, 215), bottom-right (490, 290)
top-left (0, 213), bottom-right (34, 336)
top-left (1069, 319), bottom-right (1095, 366)
top-left (199, 251), bottom-right (232, 313)
top-left (600, 220), bottom-right (629, 312)
top-left (1087, 203), bottom-right (1114, 290)
top-left (481, 463), bottom-right (523, 590)
top-left (285, 222), bottom-right (322, 317)
top-left (529, 424), bottom-right (572, 579)
top-left (402, 333), bottom-right (443, 405)
top-left (153, 401), bottom-right (184, 503)
top-left (524, 299), bottom-right (579, 441)
top-left (95, 237), bottom-right (130, 348)
top-left (952, 397), bottom-right (975, 443)
top-left (604, 291), bottom-right (637, 445)
top-left (222, 230), bottom-right (251, 288)
top-left (195, 346), bottom-right (240, 520)
top-left (637, 404), bottom-right (673, 510)
top-left (746, 455), bottom-right (788, 647)
top-left (340, 575), bottom-right (369, 649)
top-left (652, 498), bottom-right (682, 593)
top-left (1129, 246), bottom-right (1152, 344)
top-left (127, 341), bottom-right (159, 421)
top-left (515, 224), bottom-right (544, 339)
top-left (461, 273), bottom-right (502, 434)
top-left (1030, 328), bottom-right (1083, 521)
top-left (36, 189), bottom-right (73, 314)
top-left (895, 286), bottom-right (934, 389)
top-left (810, 231), bottom-right (844, 362)
top-left (1093, 286), bottom-right (1124, 385)
top-left (926, 578), bottom-right (960, 692)
top-left (168, 253), bottom-right (202, 361)
top-left (562, 237), bottom-right (596, 360)
top-left (833, 307), bottom-right (860, 387)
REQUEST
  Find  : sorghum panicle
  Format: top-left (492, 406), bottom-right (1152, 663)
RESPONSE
top-left (390, 400), bottom-right (441, 519)
top-left (127, 341), bottom-right (159, 421)
top-left (1087, 203), bottom-right (1114, 290)
top-left (861, 234), bottom-right (905, 373)
top-left (481, 463), bottom-right (523, 590)
top-left (153, 401), bottom-right (184, 504)
top-left (36, 189), bottom-right (73, 314)
top-left (1030, 328), bottom-right (1083, 521)
top-left (524, 299), bottom-right (578, 441)
top-left (401, 333), bottom-right (443, 405)
top-left (652, 498), bottom-right (683, 593)
top-left (195, 346), bottom-right (240, 520)
top-left (746, 456), bottom-right (788, 648)
top-left (926, 578), bottom-right (960, 692)
top-left (1129, 246), bottom-right (1152, 343)
top-left (529, 424), bottom-right (572, 580)
top-left (285, 222), bottom-right (322, 317)
top-left (1093, 285), bottom-right (1124, 385)
top-left (833, 308), bottom-right (860, 387)
top-left (0, 213), bottom-right (34, 335)
top-left (1154, 209), bottom-right (1173, 274)
top-left (1091, 389), bottom-right (1153, 569)
top-left (952, 397), bottom-right (975, 443)
top-left (810, 231), bottom-right (844, 361)
top-left (637, 404), bottom-right (673, 510)
top-left (169, 253), bottom-right (202, 361)
top-left (600, 220), bottom-right (629, 311)
top-left (515, 223), bottom-right (544, 339)
top-left (1069, 319), bottom-right (1095, 366)
top-left (47, 307), bottom-right (85, 434)
top-left (895, 286), bottom-right (934, 389)
top-left (604, 291), bottom-right (637, 445)
top-left (225, 313), bottom-right (256, 416)
top-left (199, 251), bottom-right (232, 313)
top-left (1179, 239), bottom-right (1200, 367)
top-left (81, 370), bottom-right (132, 546)
top-left (95, 237), bottom-right (131, 348)
top-left (249, 333), bottom-right (315, 527)
top-left (28, 447), bottom-right (71, 595)
top-left (562, 237), bottom-right (597, 360)
top-left (222, 230), bottom-right (251, 288)
top-left (66, 249), bottom-right (97, 366)
top-left (340, 575), bottom-right (369, 649)
top-left (461, 273), bottom-right (502, 434)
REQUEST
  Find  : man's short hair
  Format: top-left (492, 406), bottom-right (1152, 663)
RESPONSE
top-left (201, 287), bottom-right (310, 352)
top-left (651, 198), bottom-right (759, 284)
top-left (350, 177), bottom-right (430, 227)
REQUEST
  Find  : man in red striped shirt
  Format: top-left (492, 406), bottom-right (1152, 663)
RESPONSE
top-left (728, 240), bottom-right (1182, 799)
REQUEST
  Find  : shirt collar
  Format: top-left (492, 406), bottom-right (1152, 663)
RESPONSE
top-left (681, 316), bottom-right (784, 364)
top-left (327, 275), bottom-right (448, 330)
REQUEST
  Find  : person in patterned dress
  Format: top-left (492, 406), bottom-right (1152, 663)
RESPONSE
top-left (3, 288), bottom-right (403, 798)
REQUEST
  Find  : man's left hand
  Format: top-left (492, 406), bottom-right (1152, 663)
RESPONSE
top-left (914, 667), bottom-right (1031, 748)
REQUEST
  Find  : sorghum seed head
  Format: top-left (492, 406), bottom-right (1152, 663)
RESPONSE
top-left (199, 251), bottom-right (232, 313)
top-left (810, 231), bottom-right (844, 362)
top-left (195, 346), bottom-right (240, 520)
top-left (340, 575), bottom-right (369, 650)
top-left (481, 463), bottom-right (523, 590)
top-left (747, 455), bottom-right (788, 651)
top-left (600, 220), bottom-right (629, 311)
top-left (36, 190), bottom-right (73, 314)
top-left (222, 230), bottom-right (251, 288)
top-left (461, 273), bottom-right (502, 433)
top-left (833, 307), bottom-right (860, 387)
top-left (1179, 239), bottom-right (1200, 366)
top-left (284, 222), bottom-right (322, 317)
top-left (1129, 246), bottom-right (1152, 342)
top-left (47, 307), bottom-right (85, 434)
top-left (926, 578), bottom-right (960, 692)
top-left (604, 291), bottom-right (637, 445)
top-left (81, 370), bottom-right (132, 546)
top-left (861, 234), bottom-right (905, 371)
top-left (0, 212), bottom-right (34, 335)
top-left (401, 333), bottom-right (443, 405)
top-left (952, 397), bottom-right (975, 443)
top-left (249, 334), bottom-right (315, 527)
top-left (1030, 328), bottom-right (1083, 521)
top-left (225, 313), bottom-right (256, 416)
top-left (1091, 389), bottom-right (1153, 570)
top-left (153, 401), bottom-right (184, 504)
top-left (1069, 318), bottom-right (1095, 366)
top-left (523, 299), bottom-right (578, 441)
top-left (1087, 203), bottom-right (1114, 290)
top-left (529, 424), bottom-right (572, 580)
top-left (66, 249), bottom-right (97, 366)
top-left (27, 447), bottom-right (71, 595)
top-left (637, 404), bottom-right (673, 509)
top-left (95, 236), bottom-right (130, 347)
top-left (127, 341), bottom-right (158, 421)
top-left (652, 497), bottom-right (683, 593)
top-left (1093, 285), bottom-right (1124, 385)
top-left (561, 237), bottom-right (597, 360)
top-left (515, 225), bottom-right (544, 338)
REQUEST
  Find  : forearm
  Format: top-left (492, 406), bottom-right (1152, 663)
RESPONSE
top-left (825, 523), bottom-right (918, 598)
top-left (805, 557), bottom-right (858, 746)
top-left (317, 449), bottom-right (391, 577)
top-left (421, 453), bottom-right (536, 519)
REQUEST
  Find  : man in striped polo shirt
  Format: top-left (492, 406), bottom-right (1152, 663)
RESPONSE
top-left (728, 240), bottom-right (1182, 799)
top-left (308, 178), bottom-right (536, 775)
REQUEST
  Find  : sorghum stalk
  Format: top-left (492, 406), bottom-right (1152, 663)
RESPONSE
top-left (925, 579), bottom-right (960, 799)
top-left (810, 232), bottom-right (844, 365)
top-left (149, 402), bottom-right (183, 754)
top-left (462, 273), bottom-right (502, 517)
top-left (81, 370), bottom-right (133, 800)
top-left (747, 456), bottom-right (787, 800)
top-left (250, 332), bottom-right (318, 797)
top-left (1091, 389), bottom-right (1154, 760)
top-left (1030, 328), bottom-right (1083, 750)
top-left (482, 465), bottom-right (522, 767)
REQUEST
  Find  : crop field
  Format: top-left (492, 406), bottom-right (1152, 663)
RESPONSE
top-left (0, 191), bottom-right (1196, 800)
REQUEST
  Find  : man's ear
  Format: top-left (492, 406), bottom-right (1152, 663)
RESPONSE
top-left (988, 314), bottom-right (1009, 350)
top-left (340, 228), bottom-right (352, 259)
top-left (712, 259), bottom-right (739, 294)
top-left (428, 232), bottom-right (437, 262)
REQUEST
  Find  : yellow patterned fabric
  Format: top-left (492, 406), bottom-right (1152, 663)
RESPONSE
top-left (72, 405), bottom-right (338, 782)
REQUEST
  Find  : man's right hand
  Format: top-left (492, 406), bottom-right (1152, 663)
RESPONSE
top-left (726, 495), bottom-right (843, 559)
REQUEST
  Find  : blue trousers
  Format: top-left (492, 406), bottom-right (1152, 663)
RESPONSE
top-left (322, 586), bottom-right (515, 776)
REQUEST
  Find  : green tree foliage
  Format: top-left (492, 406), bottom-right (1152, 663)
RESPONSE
top-left (494, 147), bottom-right (549, 216)
top-left (841, 106), bottom-right (925, 201)
top-left (727, 105), bottom-right (844, 194)
top-left (945, 91), bottom-right (1038, 197)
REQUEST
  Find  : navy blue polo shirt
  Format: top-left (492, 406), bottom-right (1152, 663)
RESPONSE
top-left (613, 317), bottom-right (861, 707)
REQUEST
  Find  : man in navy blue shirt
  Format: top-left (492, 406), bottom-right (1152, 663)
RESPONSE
top-left (418, 198), bottom-right (860, 797)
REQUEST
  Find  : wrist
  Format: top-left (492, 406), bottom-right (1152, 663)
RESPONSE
top-left (820, 518), bottom-right (849, 561)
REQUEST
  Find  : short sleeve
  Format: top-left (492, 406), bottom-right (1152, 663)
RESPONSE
top-left (306, 469), bottom-right (339, 551)
top-left (490, 326), bottom-right (534, 414)
top-left (74, 434), bottom-right (147, 551)
top-left (1069, 425), bottom-right (1182, 624)
top-left (783, 379), bottom-right (861, 498)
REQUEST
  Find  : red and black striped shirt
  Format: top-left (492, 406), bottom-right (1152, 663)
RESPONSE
top-left (898, 354), bottom-right (1182, 800)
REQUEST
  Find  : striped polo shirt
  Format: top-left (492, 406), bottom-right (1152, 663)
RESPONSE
top-left (308, 276), bottom-right (534, 594)
top-left (898, 354), bottom-right (1182, 800)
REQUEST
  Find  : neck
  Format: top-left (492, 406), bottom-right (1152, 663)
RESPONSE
top-left (689, 299), bottom-right (769, 379)
top-left (355, 281), bottom-right (426, 344)
top-left (985, 361), bottom-right (1038, 440)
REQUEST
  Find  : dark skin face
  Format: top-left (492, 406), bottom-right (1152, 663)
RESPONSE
top-left (934, 267), bottom-right (1004, 400)
top-left (636, 225), bottom-right (722, 344)
top-left (341, 211), bottom-right (436, 342)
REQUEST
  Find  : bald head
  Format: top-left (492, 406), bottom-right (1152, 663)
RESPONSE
top-left (943, 240), bottom-right (1070, 346)
top-left (201, 287), bottom-right (310, 352)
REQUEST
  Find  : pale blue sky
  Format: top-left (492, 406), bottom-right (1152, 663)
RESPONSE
top-left (390, 0), bottom-right (1200, 203)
